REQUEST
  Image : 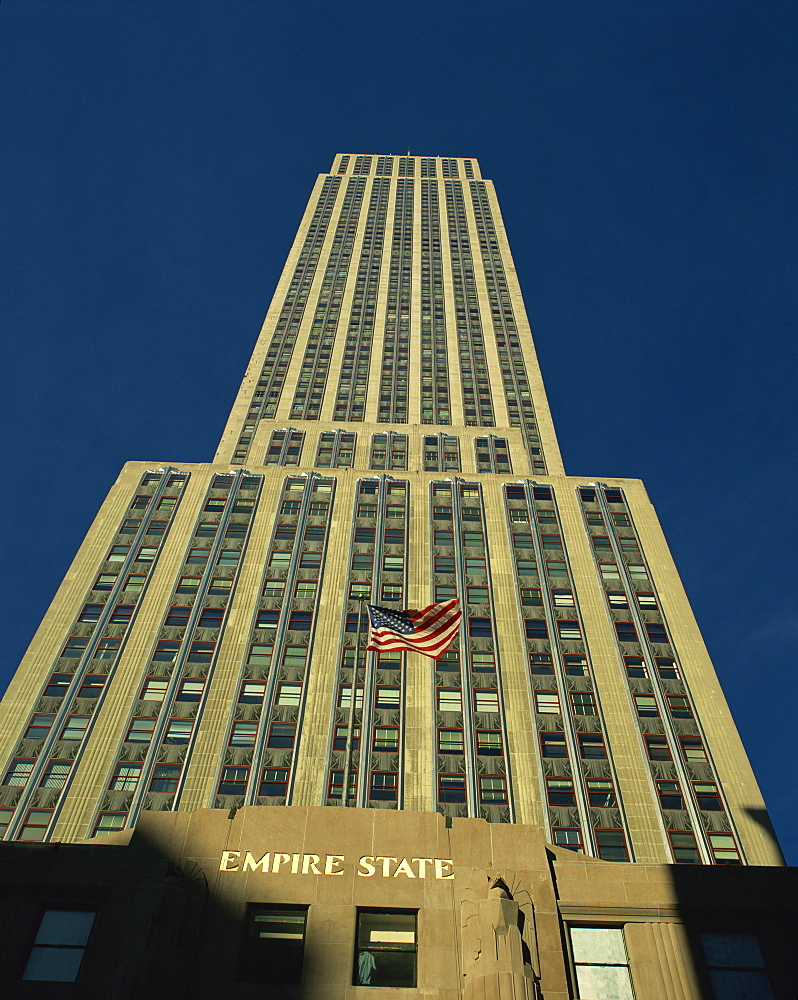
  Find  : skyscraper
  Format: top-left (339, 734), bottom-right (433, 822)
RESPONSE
top-left (0, 153), bottom-right (781, 873)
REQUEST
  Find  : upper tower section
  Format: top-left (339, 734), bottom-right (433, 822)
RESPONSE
top-left (214, 154), bottom-right (563, 476)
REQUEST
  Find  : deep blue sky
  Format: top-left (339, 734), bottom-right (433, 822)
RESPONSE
top-left (2, 2), bottom-right (796, 861)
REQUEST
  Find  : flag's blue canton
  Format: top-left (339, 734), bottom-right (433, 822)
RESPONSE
top-left (368, 607), bottom-right (414, 634)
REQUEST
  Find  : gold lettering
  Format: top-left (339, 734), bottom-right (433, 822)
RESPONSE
top-left (219, 851), bottom-right (241, 872)
top-left (291, 853), bottom-right (301, 874)
top-left (325, 854), bottom-right (345, 875)
top-left (376, 856), bottom-right (398, 877)
top-left (357, 856), bottom-right (376, 877)
top-left (242, 852), bottom-right (270, 873)
top-left (393, 858), bottom-right (415, 878)
top-left (413, 858), bottom-right (434, 878)
top-left (435, 858), bottom-right (454, 879)
top-left (272, 852), bottom-right (291, 872)
top-left (302, 853), bottom-right (322, 875)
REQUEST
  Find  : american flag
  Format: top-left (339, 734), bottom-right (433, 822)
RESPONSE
top-left (366, 599), bottom-right (461, 659)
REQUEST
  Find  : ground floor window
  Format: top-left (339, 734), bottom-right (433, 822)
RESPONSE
top-left (238, 905), bottom-right (307, 984)
top-left (22, 910), bottom-right (96, 982)
top-left (570, 925), bottom-right (634, 1000)
top-left (355, 909), bottom-right (417, 988)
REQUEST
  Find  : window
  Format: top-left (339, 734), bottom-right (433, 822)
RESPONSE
top-left (299, 552), bottom-right (321, 569)
top-left (557, 619), bottom-right (581, 640)
top-left (229, 721), bottom-right (258, 747)
top-left (540, 534), bottom-right (562, 549)
top-left (92, 812), bottom-right (126, 836)
top-left (607, 591), bottom-right (629, 609)
top-left (627, 564), bottom-right (648, 580)
top-left (645, 623), bottom-right (668, 643)
top-left (136, 546), bottom-right (157, 563)
top-left (667, 695), bottom-right (693, 719)
top-left (295, 580), bottom-right (317, 600)
top-left (238, 906), bottom-right (308, 985)
top-left (198, 608), bottom-right (224, 629)
top-left (570, 926), bottom-right (634, 1000)
top-left (163, 718), bottom-right (193, 745)
top-left (579, 488), bottom-right (597, 502)
top-left (3, 757), bottom-right (35, 786)
top-left (77, 674), bottom-right (104, 698)
top-left (338, 684), bottom-right (364, 709)
top-left (592, 535), bottom-right (612, 552)
top-left (255, 609), bottom-right (279, 629)
top-left (126, 717), bottom-right (156, 743)
top-left (61, 636), bottom-right (89, 658)
top-left (39, 759), bottom-right (71, 789)
top-left (578, 732), bottom-right (607, 759)
top-left (547, 560), bottom-right (568, 576)
top-left (217, 549), bottom-right (240, 567)
top-left (165, 606), bottom-right (191, 627)
top-left (24, 714), bottom-right (55, 739)
top-left (586, 778), bottom-right (617, 808)
top-left (553, 828), bottom-right (582, 851)
top-left (194, 521), bottom-right (218, 537)
top-left (208, 577), bottom-right (232, 597)
top-left (700, 933), bottom-right (773, 998)
top-left (218, 765), bottom-right (249, 796)
top-left (43, 672), bottom-right (72, 697)
top-left (188, 640), bottom-right (215, 662)
top-left (383, 554), bottom-right (404, 572)
top-left (585, 511), bottom-right (604, 525)
top-left (370, 771), bottom-right (398, 800)
top-left (551, 588), bottom-right (574, 607)
top-left (21, 910), bottom-right (96, 982)
top-left (269, 551), bottom-right (290, 568)
top-left (463, 530), bottom-right (483, 546)
top-left (599, 562), bottom-right (620, 579)
top-left (520, 587), bottom-right (542, 606)
top-left (438, 728), bottom-right (464, 754)
top-left (106, 544), bottom-right (130, 562)
top-left (153, 639), bottom-right (180, 661)
top-left (328, 770), bottom-right (357, 799)
top-left (146, 519), bottom-right (168, 535)
top-left (571, 692), bottom-right (596, 716)
top-left (509, 508), bottom-right (529, 522)
top-left (546, 777), bottom-right (576, 806)
top-left (618, 536), bottom-right (639, 552)
top-left (239, 680), bottom-right (267, 704)
top-left (471, 651), bottom-right (495, 673)
top-left (354, 910), bottom-right (416, 988)
top-left (373, 726), bottom-right (399, 752)
top-left (540, 731), bottom-right (567, 758)
top-left (636, 591), bottom-right (658, 610)
top-left (17, 808), bottom-right (53, 842)
top-left (530, 653), bottom-right (554, 674)
top-left (536, 509), bottom-right (557, 524)
top-left (333, 724), bottom-right (360, 752)
top-left (644, 735), bottom-right (672, 761)
top-left (93, 572), bottom-right (117, 590)
top-left (564, 654), bottom-right (589, 676)
top-left (288, 611), bottom-right (312, 631)
top-left (150, 763), bottom-right (181, 794)
top-left (60, 716), bottom-right (90, 741)
top-left (694, 780), bottom-right (724, 811)
top-left (435, 585), bottom-right (457, 602)
top-left (669, 830), bottom-right (701, 863)
top-left (624, 656), bottom-right (647, 678)
top-left (525, 618), bottom-right (548, 640)
top-left (130, 494), bottom-right (150, 509)
top-left (465, 557), bottom-right (486, 574)
top-left (479, 775), bottom-right (507, 804)
top-left (124, 574), bottom-right (146, 592)
top-left (680, 736), bottom-right (708, 763)
top-left (535, 691), bottom-right (560, 714)
top-left (121, 518), bottom-right (142, 533)
top-left (437, 688), bottom-right (462, 713)
top-left (467, 586), bottom-right (489, 604)
top-left (512, 532), bottom-right (534, 548)
top-left (78, 603), bottom-right (105, 623)
top-left (109, 761), bottom-right (142, 791)
top-left (474, 689), bottom-right (499, 713)
top-left (476, 730), bottom-right (503, 755)
top-left (634, 694), bottom-right (659, 717)
top-left (375, 686), bottom-right (400, 710)
top-left (656, 780), bottom-right (684, 809)
top-left (108, 603), bottom-right (134, 624)
top-left (614, 621), bottom-right (638, 643)
top-left (439, 773), bottom-right (467, 803)
top-left (595, 829), bottom-right (629, 861)
top-left (262, 580), bottom-right (285, 599)
top-left (656, 657), bottom-right (680, 679)
top-left (277, 683), bottom-right (302, 707)
top-left (468, 617), bottom-right (492, 637)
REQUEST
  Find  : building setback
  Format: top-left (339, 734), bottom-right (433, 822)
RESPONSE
top-left (0, 154), bottom-right (793, 998)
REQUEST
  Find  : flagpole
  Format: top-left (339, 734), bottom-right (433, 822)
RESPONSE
top-left (342, 597), bottom-right (364, 806)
